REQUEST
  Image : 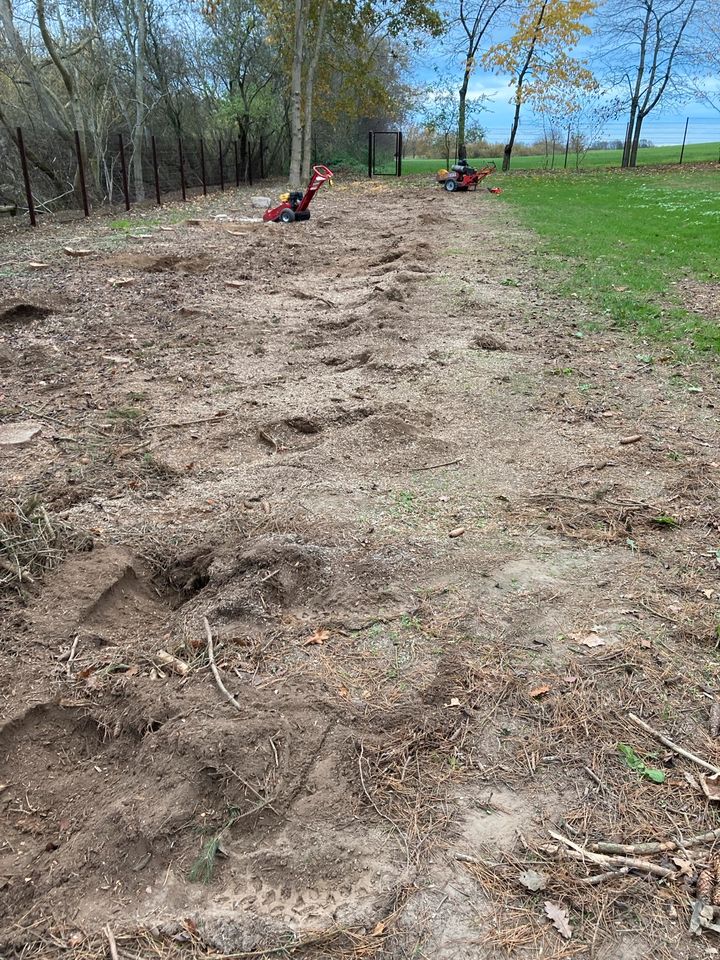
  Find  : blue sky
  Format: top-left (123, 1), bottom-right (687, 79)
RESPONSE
top-left (412, 10), bottom-right (720, 147)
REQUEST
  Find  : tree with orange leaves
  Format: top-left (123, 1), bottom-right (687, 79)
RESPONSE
top-left (484, 0), bottom-right (597, 170)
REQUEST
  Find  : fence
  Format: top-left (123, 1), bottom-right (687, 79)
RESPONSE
top-left (3, 126), bottom-right (277, 227)
top-left (404, 114), bottom-right (720, 169)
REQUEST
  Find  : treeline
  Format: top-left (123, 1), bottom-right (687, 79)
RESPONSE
top-left (0, 0), bottom-right (439, 208)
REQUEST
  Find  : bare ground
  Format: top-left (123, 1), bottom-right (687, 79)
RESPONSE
top-left (1, 179), bottom-right (719, 960)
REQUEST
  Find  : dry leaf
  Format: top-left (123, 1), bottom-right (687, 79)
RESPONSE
top-left (371, 921), bottom-right (385, 936)
top-left (577, 633), bottom-right (606, 648)
top-left (544, 901), bottom-right (572, 939)
top-left (445, 697), bottom-right (462, 708)
top-left (303, 628), bottom-right (330, 647)
top-left (62, 247), bottom-right (93, 257)
top-left (108, 277), bottom-right (134, 287)
top-left (672, 856), bottom-right (694, 877)
top-left (684, 771), bottom-right (701, 791)
top-left (701, 774), bottom-right (720, 802)
top-left (519, 869), bottom-right (547, 891)
top-left (529, 684), bottom-right (551, 698)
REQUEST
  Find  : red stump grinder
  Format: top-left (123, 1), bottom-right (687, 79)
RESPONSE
top-left (436, 160), bottom-right (501, 194)
top-left (263, 164), bottom-right (334, 223)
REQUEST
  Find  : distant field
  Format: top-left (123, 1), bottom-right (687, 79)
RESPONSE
top-left (400, 141), bottom-right (720, 174)
top-left (498, 168), bottom-right (720, 354)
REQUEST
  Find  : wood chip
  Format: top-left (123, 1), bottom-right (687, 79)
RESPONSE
top-left (63, 247), bottom-right (94, 257)
top-left (225, 280), bottom-right (245, 288)
top-left (156, 649), bottom-right (190, 676)
top-left (619, 434), bottom-right (644, 445)
top-left (448, 527), bottom-right (465, 538)
top-left (27, 261), bottom-right (50, 270)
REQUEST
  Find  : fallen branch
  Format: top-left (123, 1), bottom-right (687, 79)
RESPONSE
top-left (548, 829), bottom-right (676, 880)
top-left (628, 712), bottom-right (720, 776)
top-left (581, 868), bottom-right (630, 885)
top-left (203, 617), bottom-right (242, 713)
top-left (590, 825), bottom-right (720, 857)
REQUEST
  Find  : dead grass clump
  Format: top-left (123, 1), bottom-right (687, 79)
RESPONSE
top-left (0, 497), bottom-right (68, 595)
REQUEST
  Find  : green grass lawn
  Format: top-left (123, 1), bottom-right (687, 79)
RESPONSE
top-left (495, 168), bottom-right (720, 354)
top-left (401, 140), bottom-right (720, 174)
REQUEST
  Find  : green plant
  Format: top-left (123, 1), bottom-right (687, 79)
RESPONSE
top-left (617, 743), bottom-right (665, 784)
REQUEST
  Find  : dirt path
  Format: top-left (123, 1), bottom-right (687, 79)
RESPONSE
top-left (1, 180), bottom-right (719, 959)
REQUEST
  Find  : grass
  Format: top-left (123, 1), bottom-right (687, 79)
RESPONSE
top-left (401, 140), bottom-right (720, 174)
top-left (498, 168), bottom-right (720, 353)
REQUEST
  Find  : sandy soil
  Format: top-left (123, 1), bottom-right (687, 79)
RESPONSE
top-left (1, 178), bottom-right (719, 959)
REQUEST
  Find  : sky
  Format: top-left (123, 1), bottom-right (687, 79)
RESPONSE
top-left (411, 6), bottom-right (720, 147)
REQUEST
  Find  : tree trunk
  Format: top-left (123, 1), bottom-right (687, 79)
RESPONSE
top-left (288, 0), bottom-right (307, 189)
top-left (301, 0), bottom-right (329, 182)
top-left (132, 0), bottom-right (146, 201)
top-left (502, 0), bottom-right (547, 172)
top-left (457, 58), bottom-right (472, 162)
top-left (502, 96), bottom-right (522, 171)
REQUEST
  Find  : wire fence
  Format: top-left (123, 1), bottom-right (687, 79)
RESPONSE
top-left (1, 126), bottom-right (279, 227)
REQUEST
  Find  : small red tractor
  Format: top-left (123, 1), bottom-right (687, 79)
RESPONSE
top-left (263, 164), bottom-right (334, 223)
top-left (436, 160), bottom-right (501, 193)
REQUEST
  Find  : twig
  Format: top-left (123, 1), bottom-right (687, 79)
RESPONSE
top-left (584, 765), bottom-right (607, 793)
top-left (412, 457), bottom-right (464, 473)
top-left (358, 742), bottom-right (410, 865)
top-left (203, 617), bottom-right (242, 713)
top-left (146, 413), bottom-right (230, 430)
top-left (590, 825), bottom-right (720, 857)
top-left (636, 601), bottom-right (680, 625)
top-left (628, 712), bottom-right (720, 776)
top-left (548, 829), bottom-right (676, 879)
top-left (105, 925), bottom-right (119, 960)
top-left (224, 764), bottom-right (280, 817)
top-left (581, 868), bottom-right (631, 885)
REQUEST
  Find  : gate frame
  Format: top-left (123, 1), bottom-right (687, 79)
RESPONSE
top-left (368, 130), bottom-right (403, 177)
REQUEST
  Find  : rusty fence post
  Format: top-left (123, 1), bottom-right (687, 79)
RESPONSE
top-left (178, 137), bottom-right (187, 201)
top-left (74, 129), bottom-right (90, 217)
top-left (151, 135), bottom-right (162, 205)
top-left (218, 139), bottom-right (224, 192)
top-left (118, 133), bottom-right (130, 211)
top-left (16, 127), bottom-right (36, 227)
top-left (199, 138), bottom-right (207, 195)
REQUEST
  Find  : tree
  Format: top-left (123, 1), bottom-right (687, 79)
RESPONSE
top-left (447, 0), bottom-right (511, 160)
top-left (602, 0), bottom-right (701, 167)
top-left (421, 76), bottom-right (485, 166)
top-left (484, 0), bottom-right (596, 170)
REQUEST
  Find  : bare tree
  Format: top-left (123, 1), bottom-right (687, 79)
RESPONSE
top-left (603, 0), bottom-right (701, 167)
top-left (451, 0), bottom-right (510, 160)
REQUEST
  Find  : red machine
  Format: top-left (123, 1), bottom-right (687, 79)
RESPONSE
top-left (263, 164), bottom-right (334, 223)
top-left (436, 160), bottom-right (500, 193)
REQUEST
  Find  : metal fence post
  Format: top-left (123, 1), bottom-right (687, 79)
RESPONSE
top-left (199, 138), bottom-right (207, 195)
top-left (259, 135), bottom-right (265, 179)
top-left (397, 131), bottom-right (403, 176)
top-left (234, 139), bottom-right (240, 187)
top-left (151, 135), bottom-right (162, 205)
top-left (74, 130), bottom-right (90, 217)
top-left (178, 137), bottom-right (187, 201)
top-left (16, 127), bottom-right (36, 227)
top-left (118, 133), bottom-right (130, 211)
top-left (368, 131), bottom-right (373, 178)
top-left (218, 139), bottom-right (224, 191)
top-left (679, 117), bottom-right (689, 164)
